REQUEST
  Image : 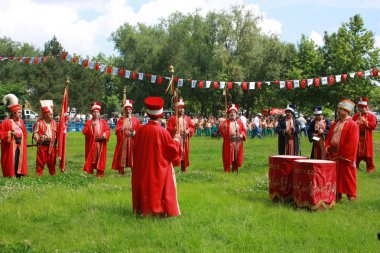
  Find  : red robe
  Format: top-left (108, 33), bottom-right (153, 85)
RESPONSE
top-left (82, 119), bottom-right (110, 172)
top-left (132, 120), bottom-right (182, 217)
top-left (352, 112), bottom-right (376, 157)
top-left (166, 115), bottom-right (195, 167)
top-left (33, 119), bottom-right (58, 175)
top-left (219, 118), bottom-right (247, 172)
top-left (112, 116), bottom-right (141, 170)
top-left (325, 118), bottom-right (359, 197)
top-left (0, 118), bottom-right (28, 177)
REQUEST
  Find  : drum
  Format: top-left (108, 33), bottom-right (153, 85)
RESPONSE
top-left (268, 155), bottom-right (308, 201)
top-left (292, 159), bottom-right (337, 210)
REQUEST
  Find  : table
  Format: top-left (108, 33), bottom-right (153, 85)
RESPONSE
top-left (268, 155), bottom-right (308, 201)
top-left (292, 159), bottom-right (337, 210)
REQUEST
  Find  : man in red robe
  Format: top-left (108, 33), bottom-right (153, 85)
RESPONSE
top-left (132, 97), bottom-right (182, 217)
top-left (167, 98), bottom-right (195, 172)
top-left (112, 99), bottom-right (141, 175)
top-left (33, 100), bottom-right (57, 176)
top-left (325, 99), bottom-right (359, 201)
top-left (82, 102), bottom-right (110, 177)
top-left (219, 103), bottom-right (247, 173)
top-left (307, 106), bottom-right (331, 159)
top-left (0, 94), bottom-right (28, 177)
top-left (352, 97), bottom-right (377, 173)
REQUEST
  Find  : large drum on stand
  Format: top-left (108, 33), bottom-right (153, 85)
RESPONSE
top-left (292, 159), bottom-right (337, 210)
top-left (268, 155), bottom-right (308, 201)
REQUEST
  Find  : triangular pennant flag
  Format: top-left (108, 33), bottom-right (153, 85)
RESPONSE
top-left (335, 75), bottom-right (341, 83)
top-left (178, 79), bottom-right (183, 87)
top-left (280, 81), bottom-right (285, 89)
top-left (125, 70), bottom-right (131, 78)
top-left (349, 72), bottom-right (355, 78)
top-left (191, 80), bottom-right (197, 88)
top-left (307, 79), bottom-right (313, 86)
top-left (205, 81), bottom-right (211, 88)
top-left (293, 80), bottom-right (299, 88)
top-left (249, 82), bottom-right (255, 90)
top-left (151, 75), bottom-right (157, 83)
top-left (220, 82), bottom-right (225, 89)
top-left (321, 77), bottom-right (328, 85)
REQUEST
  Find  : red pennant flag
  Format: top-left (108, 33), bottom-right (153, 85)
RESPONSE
top-left (213, 81), bottom-right (219, 89)
top-left (300, 79), bottom-right (307, 89)
top-left (341, 73), bottom-right (348, 82)
top-left (286, 80), bottom-right (293, 89)
top-left (83, 60), bottom-right (88, 68)
top-left (61, 52), bottom-right (67, 60)
top-left (328, 75), bottom-right (334, 85)
top-left (24, 58), bottom-right (30, 64)
top-left (119, 69), bottom-right (125, 77)
top-left (72, 56), bottom-right (77, 64)
top-left (242, 82), bottom-right (248, 90)
top-left (42, 56), bottom-right (47, 63)
top-left (256, 82), bottom-right (262, 89)
top-left (372, 68), bottom-right (378, 77)
top-left (357, 71), bottom-right (363, 78)
top-left (314, 78), bottom-right (320, 87)
top-left (33, 57), bottom-right (39, 64)
top-left (8, 57), bottom-right (14, 61)
top-left (145, 73), bottom-right (152, 78)
top-left (198, 81), bottom-right (204, 89)
top-left (106, 66), bottom-right (112, 74)
top-left (131, 72), bottom-right (137, 79)
top-left (95, 63), bottom-right (100, 71)
top-left (227, 82), bottom-right (233, 89)
top-left (157, 76), bottom-right (163, 84)
top-left (273, 80), bottom-right (280, 85)
top-left (58, 81), bottom-right (69, 172)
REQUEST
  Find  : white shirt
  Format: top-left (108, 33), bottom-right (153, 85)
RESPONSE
top-left (240, 115), bottom-right (247, 130)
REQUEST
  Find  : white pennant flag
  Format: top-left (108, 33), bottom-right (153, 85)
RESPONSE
top-left (138, 73), bottom-right (144, 80)
top-left (364, 70), bottom-right (371, 77)
top-left (89, 61), bottom-right (95, 69)
top-left (206, 81), bottom-right (211, 88)
top-left (280, 81), bottom-right (285, 89)
top-left (78, 58), bottom-right (83, 65)
top-left (220, 82), bottom-right (225, 89)
top-left (235, 82), bottom-right (241, 87)
top-left (307, 79), bottom-right (313, 86)
top-left (249, 82), bottom-right (255, 90)
top-left (66, 55), bottom-right (72, 62)
top-left (191, 80), bottom-right (197, 88)
top-left (294, 80), bottom-right (300, 88)
top-left (151, 75), bottom-right (156, 83)
top-left (100, 64), bottom-right (106, 72)
top-left (265, 82), bottom-right (271, 86)
top-left (178, 79), bottom-right (184, 87)
top-left (335, 75), bottom-right (341, 83)
top-left (113, 67), bottom-right (119, 76)
top-left (349, 72), bottom-right (355, 78)
top-left (321, 77), bottom-right (328, 85)
top-left (125, 70), bottom-right (131, 78)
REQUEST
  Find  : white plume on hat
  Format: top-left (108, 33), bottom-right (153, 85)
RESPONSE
top-left (3, 94), bottom-right (18, 107)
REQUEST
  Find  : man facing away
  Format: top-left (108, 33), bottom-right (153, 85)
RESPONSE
top-left (132, 97), bottom-right (182, 218)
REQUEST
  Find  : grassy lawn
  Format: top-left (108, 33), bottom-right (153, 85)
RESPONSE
top-left (0, 131), bottom-right (379, 252)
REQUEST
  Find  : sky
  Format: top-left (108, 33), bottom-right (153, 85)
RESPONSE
top-left (0, 0), bottom-right (379, 57)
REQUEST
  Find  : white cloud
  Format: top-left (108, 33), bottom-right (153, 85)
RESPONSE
top-left (0, 0), bottom-right (283, 57)
top-left (310, 31), bottom-right (324, 47)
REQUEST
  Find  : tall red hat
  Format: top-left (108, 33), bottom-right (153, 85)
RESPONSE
top-left (3, 94), bottom-right (21, 113)
top-left (144, 97), bottom-right (164, 118)
top-left (228, 103), bottom-right (238, 113)
top-left (91, 102), bottom-right (102, 112)
top-left (124, 99), bottom-right (133, 109)
top-left (40, 100), bottom-right (54, 114)
top-left (357, 97), bottom-right (368, 107)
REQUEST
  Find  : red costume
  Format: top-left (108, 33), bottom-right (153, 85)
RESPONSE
top-left (82, 102), bottom-right (110, 177)
top-left (219, 104), bottom-right (247, 173)
top-left (352, 97), bottom-right (377, 173)
top-left (0, 94), bottom-right (28, 177)
top-left (111, 116), bottom-right (141, 174)
top-left (132, 97), bottom-right (182, 217)
top-left (325, 99), bottom-right (359, 200)
top-left (33, 100), bottom-right (57, 176)
top-left (166, 99), bottom-right (195, 172)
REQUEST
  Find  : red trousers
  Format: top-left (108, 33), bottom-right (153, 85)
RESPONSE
top-left (36, 146), bottom-right (56, 176)
top-left (86, 163), bottom-right (105, 177)
top-left (356, 156), bottom-right (375, 172)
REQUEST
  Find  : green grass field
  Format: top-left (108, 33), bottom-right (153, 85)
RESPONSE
top-left (0, 131), bottom-right (379, 252)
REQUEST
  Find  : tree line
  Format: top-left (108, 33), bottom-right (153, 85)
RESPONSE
top-left (0, 5), bottom-right (379, 119)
